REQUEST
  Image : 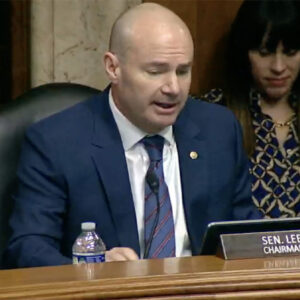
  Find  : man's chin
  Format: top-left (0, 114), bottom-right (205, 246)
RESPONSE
top-left (144, 118), bottom-right (177, 134)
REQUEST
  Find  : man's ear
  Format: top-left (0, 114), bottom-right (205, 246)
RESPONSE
top-left (104, 52), bottom-right (120, 83)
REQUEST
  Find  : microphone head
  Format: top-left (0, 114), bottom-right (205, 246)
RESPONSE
top-left (146, 171), bottom-right (159, 194)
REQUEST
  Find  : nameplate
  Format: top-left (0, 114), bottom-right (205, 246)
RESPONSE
top-left (220, 230), bottom-right (300, 260)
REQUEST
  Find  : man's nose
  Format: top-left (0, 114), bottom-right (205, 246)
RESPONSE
top-left (161, 74), bottom-right (180, 96)
top-left (270, 54), bottom-right (287, 74)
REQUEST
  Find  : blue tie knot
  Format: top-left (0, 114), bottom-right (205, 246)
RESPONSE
top-left (142, 135), bottom-right (164, 162)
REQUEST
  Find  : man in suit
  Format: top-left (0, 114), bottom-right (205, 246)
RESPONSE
top-left (4, 2), bottom-right (259, 268)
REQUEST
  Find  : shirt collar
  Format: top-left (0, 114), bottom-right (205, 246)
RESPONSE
top-left (108, 88), bottom-right (174, 151)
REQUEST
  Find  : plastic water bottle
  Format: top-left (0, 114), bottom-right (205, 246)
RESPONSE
top-left (72, 222), bottom-right (106, 264)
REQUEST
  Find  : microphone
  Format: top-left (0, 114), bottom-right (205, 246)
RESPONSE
top-left (146, 171), bottom-right (159, 195)
top-left (144, 170), bottom-right (160, 259)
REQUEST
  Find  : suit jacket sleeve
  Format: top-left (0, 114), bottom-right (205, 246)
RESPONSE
top-left (3, 124), bottom-right (72, 268)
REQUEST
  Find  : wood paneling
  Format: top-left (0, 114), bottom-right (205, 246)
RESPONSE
top-left (0, 1), bottom-right (11, 107)
top-left (2, 256), bottom-right (300, 299)
top-left (0, 0), bottom-right (30, 107)
top-left (143, 0), bottom-right (243, 96)
top-left (10, 0), bottom-right (30, 100)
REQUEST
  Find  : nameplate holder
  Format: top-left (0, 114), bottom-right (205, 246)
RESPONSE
top-left (220, 230), bottom-right (300, 260)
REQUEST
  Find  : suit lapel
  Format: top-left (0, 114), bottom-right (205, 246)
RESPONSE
top-left (88, 93), bottom-right (210, 256)
top-left (174, 103), bottom-right (209, 255)
top-left (89, 90), bottom-right (140, 255)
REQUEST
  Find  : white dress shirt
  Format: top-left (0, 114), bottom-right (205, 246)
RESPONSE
top-left (109, 89), bottom-right (191, 258)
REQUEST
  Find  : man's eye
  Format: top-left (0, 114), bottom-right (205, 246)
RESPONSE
top-left (177, 69), bottom-right (190, 76)
top-left (147, 70), bottom-right (161, 75)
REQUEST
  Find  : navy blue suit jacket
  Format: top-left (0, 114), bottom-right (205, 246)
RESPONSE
top-left (4, 87), bottom-right (259, 268)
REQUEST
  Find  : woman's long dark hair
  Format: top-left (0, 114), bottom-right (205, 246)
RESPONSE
top-left (225, 0), bottom-right (300, 155)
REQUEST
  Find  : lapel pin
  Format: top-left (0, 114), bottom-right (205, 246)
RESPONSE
top-left (190, 151), bottom-right (198, 160)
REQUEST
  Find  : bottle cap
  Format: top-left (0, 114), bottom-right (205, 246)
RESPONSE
top-left (81, 222), bottom-right (96, 231)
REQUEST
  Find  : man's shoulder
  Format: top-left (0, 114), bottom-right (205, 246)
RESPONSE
top-left (25, 91), bottom-right (109, 145)
top-left (31, 92), bottom-right (106, 131)
top-left (185, 95), bottom-right (235, 123)
top-left (176, 96), bottom-right (240, 140)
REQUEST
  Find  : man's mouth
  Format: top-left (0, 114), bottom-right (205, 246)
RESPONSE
top-left (154, 102), bottom-right (176, 109)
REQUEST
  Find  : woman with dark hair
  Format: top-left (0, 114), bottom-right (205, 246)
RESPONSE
top-left (204, 0), bottom-right (300, 218)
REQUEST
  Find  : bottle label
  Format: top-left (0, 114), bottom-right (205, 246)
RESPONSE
top-left (73, 253), bottom-right (105, 264)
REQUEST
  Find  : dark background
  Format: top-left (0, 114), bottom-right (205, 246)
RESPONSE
top-left (0, 0), bottom-right (30, 108)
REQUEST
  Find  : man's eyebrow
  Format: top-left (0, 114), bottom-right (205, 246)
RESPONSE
top-left (178, 62), bottom-right (193, 68)
top-left (144, 61), bottom-right (193, 67)
top-left (144, 62), bottom-right (169, 67)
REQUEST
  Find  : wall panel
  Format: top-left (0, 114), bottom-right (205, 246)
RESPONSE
top-left (144, 0), bottom-right (243, 95)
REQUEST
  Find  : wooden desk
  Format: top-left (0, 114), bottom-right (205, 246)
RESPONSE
top-left (1, 255), bottom-right (300, 299)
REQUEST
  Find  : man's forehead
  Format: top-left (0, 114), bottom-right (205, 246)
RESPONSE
top-left (110, 3), bottom-right (194, 60)
top-left (143, 60), bottom-right (193, 67)
top-left (129, 31), bottom-right (193, 55)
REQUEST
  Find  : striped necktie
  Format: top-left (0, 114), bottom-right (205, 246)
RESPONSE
top-left (142, 135), bottom-right (176, 258)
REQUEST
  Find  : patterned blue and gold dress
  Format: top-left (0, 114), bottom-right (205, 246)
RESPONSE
top-left (201, 89), bottom-right (300, 218)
